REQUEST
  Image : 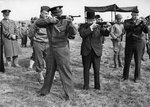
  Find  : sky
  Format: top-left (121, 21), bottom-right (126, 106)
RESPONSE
top-left (0, 0), bottom-right (150, 23)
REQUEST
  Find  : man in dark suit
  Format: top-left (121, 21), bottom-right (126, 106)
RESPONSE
top-left (78, 13), bottom-right (110, 90)
top-left (122, 10), bottom-right (148, 83)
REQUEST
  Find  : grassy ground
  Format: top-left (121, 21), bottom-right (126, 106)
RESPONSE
top-left (0, 36), bottom-right (150, 107)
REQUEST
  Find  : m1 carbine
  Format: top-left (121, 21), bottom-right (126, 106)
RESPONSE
top-left (56, 15), bottom-right (81, 20)
top-left (0, 22), bottom-right (5, 73)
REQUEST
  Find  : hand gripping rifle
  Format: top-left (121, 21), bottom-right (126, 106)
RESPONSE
top-left (0, 22), bottom-right (5, 73)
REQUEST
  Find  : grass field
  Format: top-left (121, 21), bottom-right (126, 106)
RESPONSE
top-left (1, 35), bottom-right (150, 107)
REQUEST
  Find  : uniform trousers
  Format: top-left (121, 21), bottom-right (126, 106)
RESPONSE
top-left (21, 35), bottom-right (27, 47)
top-left (33, 41), bottom-right (48, 72)
top-left (123, 41), bottom-right (144, 80)
top-left (40, 45), bottom-right (74, 98)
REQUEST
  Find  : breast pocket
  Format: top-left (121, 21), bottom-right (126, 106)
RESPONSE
top-left (57, 26), bottom-right (66, 32)
top-left (56, 20), bottom-right (68, 32)
top-left (3, 24), bottom-right (9, 31)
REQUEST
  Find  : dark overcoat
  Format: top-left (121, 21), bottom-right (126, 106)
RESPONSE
top-left (1, 19), bottom-right (22, 57)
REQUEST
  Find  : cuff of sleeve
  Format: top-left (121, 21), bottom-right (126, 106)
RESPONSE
top-left (90, 26), bottom-right (93, 31)
top-left (7, 33), bottom-right (12, 39)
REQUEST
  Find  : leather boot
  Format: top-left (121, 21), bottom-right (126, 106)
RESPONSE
top-left (29, 59), bottom-right (34, 69)
top-left (38, 71), bottom-right (44, 84)
top-left (118, 55), bottom-right (123, 67)
top-left (12, 56), bottom-right (21, 67)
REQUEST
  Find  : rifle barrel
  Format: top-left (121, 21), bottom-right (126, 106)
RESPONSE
top-left (71, 15), bottom-right (81, 17)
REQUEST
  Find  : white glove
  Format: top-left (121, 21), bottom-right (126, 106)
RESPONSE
top-left (135, 19), bottom-right (142, 25)
top-left (90, 22), bottom-right (98, 31)
top-left (11, 34), bottom-right (17, 40)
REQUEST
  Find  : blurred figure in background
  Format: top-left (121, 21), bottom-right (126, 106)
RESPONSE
top-left (139, 17), bottom-right (148, 61)
top-left (20, 22), bottom-right (28, 47)
top-left (146, 16), bottom-right (150, 58)
top-left (1, 9), bottom-right (22, 67)
top-left (27, 17), bottom-right (38, 70)
top-left (110, 14), bottom-right (125, 68)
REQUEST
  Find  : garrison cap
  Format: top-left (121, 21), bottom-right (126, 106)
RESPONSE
top-left (95, 15), bottom-right (100, 19)
top-left (115, 14), bottom-right (122, 19)
top-left (145, 15), bottom-right (150, 21)
top-left (50, 6), bottom-right (63, 14)
top-left (31, 17), bottom-right (34, 20)
top-left (33, 17), bottom-right (38, 20)
top-left (41, 6), bottom-right (50, 12)
top-left (1, 9), bottom-right (11, 15)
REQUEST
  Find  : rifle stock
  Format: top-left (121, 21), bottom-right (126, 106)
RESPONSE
top-left (0, 22), bottom-right (5, 73)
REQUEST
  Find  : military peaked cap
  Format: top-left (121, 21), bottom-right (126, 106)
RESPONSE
top-left (50, 6), bottom-right (63, 14)
top-left (1, 9), bottom-right (11, 14)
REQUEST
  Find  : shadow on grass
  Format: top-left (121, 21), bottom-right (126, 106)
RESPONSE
top-left (18, 58), bottom-right (30, 68)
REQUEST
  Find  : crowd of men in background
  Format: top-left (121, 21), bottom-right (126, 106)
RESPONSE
top-left (0, 5), bottom-right (150, 101)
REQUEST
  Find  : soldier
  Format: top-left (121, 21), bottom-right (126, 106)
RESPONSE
top-left (146, 16), bottom-right (150, 58)
top-left (141, 32), bottom-right (148, 61)
top-left (35, 6), bottom-right (76, 100)
top-left (1, 9), bottom-right (22, 67)
top-left (95, 15), bottom-right (106, 45)
top-left (20, 22), bottom-right (28, 47)
top-left (27, 17), bottom-right (38, 70)
top-left (110, 14), bottom-right (125, 68)
top-left (140, 17), bottom-right (149, 61)
top-left (78, 13), bottom-right (110, 90)
top-left (122, 10), bottom-right (148, 83)
top-left (28, 6), bottom-right (50, 83)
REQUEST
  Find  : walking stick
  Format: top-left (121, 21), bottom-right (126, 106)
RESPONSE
top-left (0, 22), bottom-right (5, 73)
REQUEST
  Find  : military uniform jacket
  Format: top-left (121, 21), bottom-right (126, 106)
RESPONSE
top-left (35, 18), bottom-right (77, 48)
top-left (20, 26), bottom-right (28, 37)
top-left (124, 18), bottom-right (148, 44)
top-left (28, 23), bottom-right (49, 43)
top-left (1, 19), bottom-right (22, 57)
top-left (78, 23), bottom-right (109, 56)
